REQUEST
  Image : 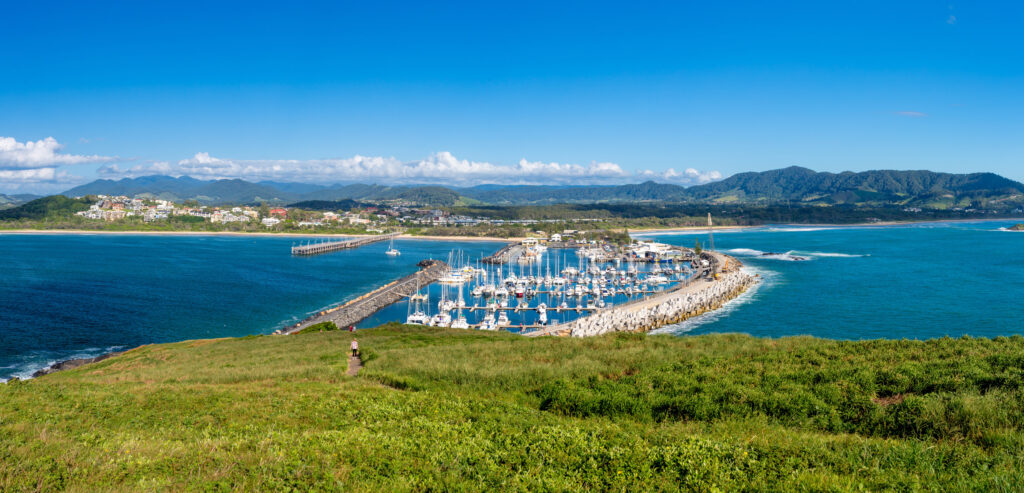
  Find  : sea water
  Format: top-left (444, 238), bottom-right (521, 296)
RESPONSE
top-left (639, 220), bottom-right (1024, 339)
top-left (0, 234), bottom-right (495, 380)
top-left (2, 222), bottom-right (1023, 380)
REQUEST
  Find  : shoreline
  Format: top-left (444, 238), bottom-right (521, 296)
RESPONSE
top-left (0, 228), bottom-right (520, 242)
top-left (3, 215), bottom-right (1020, 239)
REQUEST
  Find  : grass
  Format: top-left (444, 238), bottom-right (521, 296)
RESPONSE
top-left (2, 325), bottom-right (1024, 491)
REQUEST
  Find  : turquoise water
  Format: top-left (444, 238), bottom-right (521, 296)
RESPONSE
top-left (2, 222), bottom-right (1023, 380)
top-left (638, 221), bottom-right (1024, 339)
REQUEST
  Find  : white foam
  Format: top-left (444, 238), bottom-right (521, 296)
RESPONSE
top-left (793, 251), bottom-right (868, 258)
top-left (1, 345), bottom-right (125, 383)
top-left (726, 248), bottom-right (763, 256)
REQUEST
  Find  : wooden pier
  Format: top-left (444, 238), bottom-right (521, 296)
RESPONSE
top-left (291, 232), bottom-right (400, 256)
top-left (281, 259), bottom-right (449, 334)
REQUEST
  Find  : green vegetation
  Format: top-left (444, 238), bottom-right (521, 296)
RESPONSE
top-left (1009, 223), bottom-right (1024, 231)
top-left (0, 195), bottom-right (92, 221)
top-left (3, 325), bottom-right (1024, 490)
top-left (296, 321), bottom-right (339, 334)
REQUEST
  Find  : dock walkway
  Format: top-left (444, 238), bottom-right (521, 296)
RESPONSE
top-left (291, 232), bottom-right (399, 256)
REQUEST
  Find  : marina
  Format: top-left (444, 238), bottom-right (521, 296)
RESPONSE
top-left (355, 239), bottom-right (751, 335)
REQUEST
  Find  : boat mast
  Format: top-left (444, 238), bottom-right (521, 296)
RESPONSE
top-left (707, 212), bottom-right (715, 252)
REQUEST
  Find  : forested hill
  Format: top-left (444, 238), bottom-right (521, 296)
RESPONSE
top-left (682, 166), bottom-right (1024, 207)
top-left (57, 167), bottom-right (1024, 209)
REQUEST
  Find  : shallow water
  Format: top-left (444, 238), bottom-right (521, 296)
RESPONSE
top-left (639, 220), bottom-right (1024, 339)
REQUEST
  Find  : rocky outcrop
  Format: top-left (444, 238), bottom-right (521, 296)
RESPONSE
top-left (32, 351), bottom-right (124, 377)
top-left (1009, 224), bottom-right (1024, 231)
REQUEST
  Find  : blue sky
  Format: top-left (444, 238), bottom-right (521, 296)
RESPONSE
top-left (1, 0), bottom-right (1023, 193)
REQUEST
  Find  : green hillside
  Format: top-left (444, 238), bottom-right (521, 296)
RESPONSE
top-left (3, 325), bottom-right (1023, 490)
top-left (684, 166), bottom-right (1024, 208)
top-left (0, 195), bottom-right (92, 220)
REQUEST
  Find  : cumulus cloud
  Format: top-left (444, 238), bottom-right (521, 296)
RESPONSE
top-left (894, 111), bottom-right (928, 118)
top-left (99, 151), bottom-right (720, 187)
top-left (0, 136), bottom-right (116, 170)
top-left (637, 167), bottom-right (723, 185)
top-left (0, 136), bottom-right (118, 193)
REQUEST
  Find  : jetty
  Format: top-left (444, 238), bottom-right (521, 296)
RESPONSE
top-left (481, 243), bottom-right (520, 264)
top-left (281, 259), bottom-right (449, 334)
top-left (291, 232), bottom-right (400, 256)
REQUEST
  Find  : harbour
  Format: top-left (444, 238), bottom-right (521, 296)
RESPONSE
top-left (4, 221), bottom-right (1024, 381)
top-left (313, 234), bottom-right (754, 336)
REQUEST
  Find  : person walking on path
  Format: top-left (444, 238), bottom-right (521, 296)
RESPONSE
top-left (351, 339), bottom-right (359, 357)
top-left (349, 325), bottom-right (355, 332)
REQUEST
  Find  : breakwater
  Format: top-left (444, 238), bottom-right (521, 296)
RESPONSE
top-left (291, 232), bottom-right (399, 256)
top-left (280, 259), bottom-right (449, 334)
top-left (481, 243), bottom-right (519, 264)
top-left (526, 254), bottom-right (757, 337)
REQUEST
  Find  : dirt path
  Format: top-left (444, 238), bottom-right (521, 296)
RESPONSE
top-left (347, 354), bottom-right (363, 376)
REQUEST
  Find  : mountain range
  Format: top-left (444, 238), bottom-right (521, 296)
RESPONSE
top-left (58, 167), bottom-right (1024, 209)
top-left (0, 193), bottom-right (42, 209)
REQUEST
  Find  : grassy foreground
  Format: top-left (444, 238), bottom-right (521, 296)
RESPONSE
top-left (2, 326), bottom-right (1024, 491)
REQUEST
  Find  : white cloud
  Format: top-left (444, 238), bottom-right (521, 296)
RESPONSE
top-left (0, 167), bottom-right (81, 194)
top-left (638, 167), bottom-right (723, 185)
top-left (946, 14), bottom-right (956, 25)
top-left (0, 136), bottom-right (116, 170)
top-left (99, 151), bottom-right (720, 187)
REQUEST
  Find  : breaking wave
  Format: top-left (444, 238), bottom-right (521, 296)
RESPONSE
top-left (726, 248), bottom-right (866, 260)
top-left (792, 251), bottom-right (868, 258)
top-left (0, 345), bottom-right (125, 383)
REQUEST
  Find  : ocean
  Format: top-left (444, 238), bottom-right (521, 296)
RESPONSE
top-left (2, 222), bottom-right (1023, 380)
top-left (0, 234), bottom-right (496, 381)
top-left (639, 220), bottom-right (1024, 339)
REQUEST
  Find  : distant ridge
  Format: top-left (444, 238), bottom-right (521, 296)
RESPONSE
top-left (59, 168), bottom-right (1024, 209)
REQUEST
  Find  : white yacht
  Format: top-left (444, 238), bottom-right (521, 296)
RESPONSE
top-left (430, 312), bottom-right (452, 327)
top-left (450, 314), bottom-right (470, 329)
top-left (385, 237), bottom-right (400, 256)
top-left (497, 311), bottom-right (510, 326)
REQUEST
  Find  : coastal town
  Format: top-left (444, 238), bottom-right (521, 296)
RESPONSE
top-left (70, 194), bottom-right (596, 231)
